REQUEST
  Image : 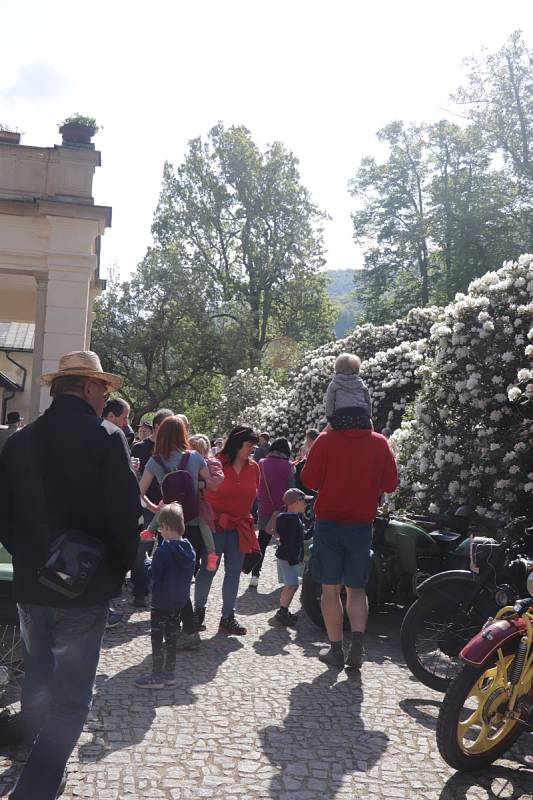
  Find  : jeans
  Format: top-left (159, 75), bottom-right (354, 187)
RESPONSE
top-left (194, 529), bottom-right (244, 618)
top-left (151, 609), bottom-right (180, 674)
top-left (251, 529), bottom-right (271, 577)
top-left (11, 602), bottom-right (108, 800)
top-left (179, 525), bottom-right (202, 634)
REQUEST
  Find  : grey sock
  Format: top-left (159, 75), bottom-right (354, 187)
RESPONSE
top-left (351, 631), bottom-right (364, 646)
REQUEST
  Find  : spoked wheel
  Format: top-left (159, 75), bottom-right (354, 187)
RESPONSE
top-left (437, 653), bottom-right (525, 771)
top-left (400, 585), bottom-right (494, 692)
top-left (0, 622), bottom-right (24, 745)
top-left (400, 584), bottom-right (493, 692)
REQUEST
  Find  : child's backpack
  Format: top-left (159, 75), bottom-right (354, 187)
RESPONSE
top-left (154, 451), bottom-right (198, 523)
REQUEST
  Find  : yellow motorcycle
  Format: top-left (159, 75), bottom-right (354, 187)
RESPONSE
top-left (436, 568), bottom-right (533, 771)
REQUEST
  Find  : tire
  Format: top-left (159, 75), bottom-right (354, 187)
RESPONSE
top-left (400, 583), bottom-right (494, 692)
top-left (0, 622), bottom-right (24, 743)
top-left (300, 567), bottom-right (350, 630)
top-left (437, 653), bottom-right (525, 771)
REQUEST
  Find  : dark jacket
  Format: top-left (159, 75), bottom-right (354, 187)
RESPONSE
top-left (275, 512), bottom-right (304, 566)
top-left (147, 538), bottom-right (195, 610)
top-left (0, 394), bottom-right (142, 607)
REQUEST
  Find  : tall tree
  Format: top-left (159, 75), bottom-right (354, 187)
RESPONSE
top-left (453, 30), bottom-right (533, 189)
top-left (152, 124), bottom-right (335, 367)
top-left (350, 121), bottom-right (431, 322)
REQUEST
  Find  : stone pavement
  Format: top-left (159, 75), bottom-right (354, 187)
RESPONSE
top-left (1, 544), bottom-right (531, 799)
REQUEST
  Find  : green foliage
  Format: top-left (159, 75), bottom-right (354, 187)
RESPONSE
top-left (351, 32), bottom-right (532, 325)
top-left (0, 123), bottom-right (19, 132)
top-left (151, 123), bottom-right (335, 367)
top-left (325, 269), bottom-right (360, 337)
top-left (59, 114), bottom-right (100, 132)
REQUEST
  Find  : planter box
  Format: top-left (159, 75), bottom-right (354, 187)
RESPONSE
top-left (59, 123), bottom-right (95, 145)
top-left (0, 131), bottom-right (21, 145)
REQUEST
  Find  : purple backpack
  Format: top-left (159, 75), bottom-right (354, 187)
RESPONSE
top-left (154, 451), bottom-right (198, 523)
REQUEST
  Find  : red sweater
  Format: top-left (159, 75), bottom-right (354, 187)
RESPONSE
top-left (207, 457), bottom-right (260, 519)
top-left (300, 429), bottom-right (398, 523)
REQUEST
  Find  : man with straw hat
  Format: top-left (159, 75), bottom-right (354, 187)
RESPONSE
top-left (0, 351), bottom-right (141, 800)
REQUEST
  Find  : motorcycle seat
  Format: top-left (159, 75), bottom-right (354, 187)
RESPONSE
top-left (430, 529), bottom-right (463, 543)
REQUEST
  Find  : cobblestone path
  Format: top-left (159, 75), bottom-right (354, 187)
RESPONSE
top-left (1, 544), bottom-right (531, 799)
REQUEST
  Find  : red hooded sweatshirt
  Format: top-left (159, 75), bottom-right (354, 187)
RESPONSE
top-left (300, 429), bottom-right (398, 523)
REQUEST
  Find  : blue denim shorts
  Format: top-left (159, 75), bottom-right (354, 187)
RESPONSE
top-left (276, 559), bottom-right (303, 587)
top-left (310, 519), bottom-right (373, 588)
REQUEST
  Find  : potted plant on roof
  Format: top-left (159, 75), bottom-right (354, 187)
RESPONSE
top-left (0, 124), bottom-right (21, 145)
top-left (59, 114), bottom-right (100, 146)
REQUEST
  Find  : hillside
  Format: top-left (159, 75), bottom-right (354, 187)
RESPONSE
top-left (325, 269), bottom-right (360, 337)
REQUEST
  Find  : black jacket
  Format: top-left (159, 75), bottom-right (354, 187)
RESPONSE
top-left (0, 394), bottom-right (142, 607)
top-left (275, 512), bottom-right (304, 566)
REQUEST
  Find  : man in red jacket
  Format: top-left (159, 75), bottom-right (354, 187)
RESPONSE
top-left (301, 424), bottom-right (398, 669)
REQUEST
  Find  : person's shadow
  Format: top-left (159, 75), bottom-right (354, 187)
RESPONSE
top-left (77, 635), bottom-right (243, 762)
top-left (259, 669), bottom-right (389, 797)
top-left (237, 586), bottom-right (281, 616)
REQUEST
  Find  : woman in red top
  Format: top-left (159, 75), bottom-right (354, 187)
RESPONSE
top-left (193, 426), bottom-right (260, 635)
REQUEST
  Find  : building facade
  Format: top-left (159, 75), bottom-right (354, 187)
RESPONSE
top-left (0, 135), bottom-right (111, 421)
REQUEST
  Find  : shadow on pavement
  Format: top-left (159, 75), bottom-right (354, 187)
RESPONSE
top-left (236, 586), bottom-right (281, 616)
top-left (399, 697), bottom-right (441, 731)
top-left (78, 635), bottom-right (243, 762)
top-left (259, 669), bottom-right (389, 798)
top-left (439, 757), bottom-right (533, 800)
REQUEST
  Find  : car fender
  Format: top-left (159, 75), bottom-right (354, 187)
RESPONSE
top-left (416, 569), bottom-right (475, 596)
top-left (459, 617), bottom-right (527, 667)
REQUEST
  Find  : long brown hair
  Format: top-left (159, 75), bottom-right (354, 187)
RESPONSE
top-left (154, 415), bottom-right (189, 459)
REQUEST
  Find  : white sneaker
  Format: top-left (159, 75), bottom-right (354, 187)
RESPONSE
top-left (249, 576), bottom-right (259, 588)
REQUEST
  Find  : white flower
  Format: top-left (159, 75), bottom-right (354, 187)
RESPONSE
top-left (502, 351), bottom-right (515, 363)
top-left (508, 387), bottom-right (522, 401)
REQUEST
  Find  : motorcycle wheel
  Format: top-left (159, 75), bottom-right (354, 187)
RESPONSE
top-left (0, 622), bottom-right (24, 745)
top-left (300, 567), bottom-right (350, 630)
top-left (400, 584), bottom-right (494, 692)
top-left (436, 652), bottom-right (524, 771)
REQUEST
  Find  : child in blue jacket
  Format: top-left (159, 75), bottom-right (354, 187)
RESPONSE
top-left (135, 503), bottom-right (195, 689)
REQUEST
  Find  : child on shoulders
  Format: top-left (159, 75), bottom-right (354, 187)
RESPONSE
top-left (273, 488), bottom-right (309, 627)
top-left (135, 503), bottom-right (195, 689)
top-left (324, 352), bottom-right (372, 430)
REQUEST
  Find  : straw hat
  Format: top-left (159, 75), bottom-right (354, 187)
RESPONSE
top-left (40, 351), bottom-right (123, 390)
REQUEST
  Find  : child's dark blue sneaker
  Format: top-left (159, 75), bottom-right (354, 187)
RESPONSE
top-left (134, 673), bottom-right (165, 689)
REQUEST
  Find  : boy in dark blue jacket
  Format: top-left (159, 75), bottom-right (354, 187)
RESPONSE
top-left (135, 503), bottom-right (195, 688)
top-left (273, 488), bottom-right (309, 627)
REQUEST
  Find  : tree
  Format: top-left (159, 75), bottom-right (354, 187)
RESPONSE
top-left (91, 253), bottom-right (242, 425)
top-left (453, 30), bottom-right (533, 189)
top-left (350, 121), bottom-right (432, 322)
top-left (151, 123), bottom-right (336, 367)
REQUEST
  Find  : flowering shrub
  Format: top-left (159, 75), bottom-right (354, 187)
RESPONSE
top-left (390, 254), bottom-right (533, 519)
top-left (214, 368), bottom-right (285, 434)
top-left (241, 306), bottom-right (442, 443)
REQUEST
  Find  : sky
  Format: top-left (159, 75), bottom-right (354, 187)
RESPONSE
top-left (1, 0), bottom-right (532, 281)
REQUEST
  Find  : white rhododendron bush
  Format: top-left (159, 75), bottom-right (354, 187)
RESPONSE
top-left (390, 254), bottom-right (533, 518)
top-left (240, 307), bottom-right (442, 442)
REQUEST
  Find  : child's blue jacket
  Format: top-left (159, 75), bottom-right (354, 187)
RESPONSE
top-left (146, 538), bottom-right (195, 610)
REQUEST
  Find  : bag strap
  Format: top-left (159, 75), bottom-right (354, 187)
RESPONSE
top-left (179, 451), bottom-right (191, 471)
top-left (260, 461), bottom-right (275, 507)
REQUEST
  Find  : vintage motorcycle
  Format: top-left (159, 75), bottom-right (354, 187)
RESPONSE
top-left (400, 518), bottom-right (533, 692)
top-left (436, 571), bottom-right (533, 772)
top-left (301, 510), bottom-right (472, 629)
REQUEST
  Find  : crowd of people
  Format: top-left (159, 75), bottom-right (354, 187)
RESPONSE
top-left (0, 348), bottom-right (397, 800)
